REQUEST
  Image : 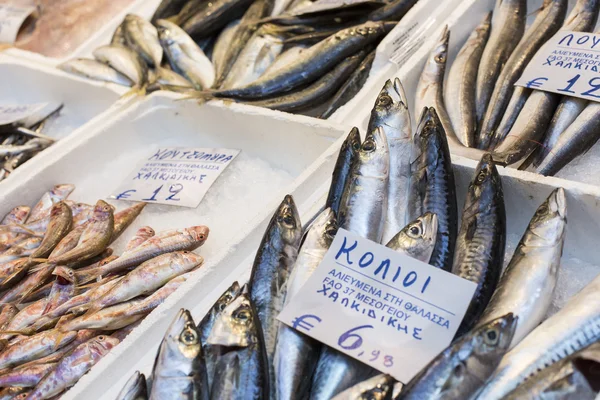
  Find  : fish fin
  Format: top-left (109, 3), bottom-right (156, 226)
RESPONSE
top-left (120, 84), bottom-right (147, 100)
top-left (0, 330), bottom-right (32, 336)
top-left (178, 90), bottom-right (215, 105)
top-left (28, 262), bottom-right (51, 273)
top-left (81, 304), bottom-right (101, 318)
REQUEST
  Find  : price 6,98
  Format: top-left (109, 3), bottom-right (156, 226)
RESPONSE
top-left (338, 325), bottom-right (394, 368)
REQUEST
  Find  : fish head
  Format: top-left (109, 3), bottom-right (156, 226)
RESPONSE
top-left (271, 195), bottom-right (302, 248)
top-left (93, 200), bottom-right (114, 221)
top-left (414, 108), bottom-right (447, 174)
top-left (394, 212), bottom-right (438, 262)
top-left (464, 154), bottom-right (502, 216)
top-left (422, 26), bottom-right (449, 80)
top-left (358, 127), bottom-right (390, 177)
top-left (88, 334), bottom-right (120, 358)
top-left (525, 188), bottom-right (567, 247)
top-left (213, 281), bottom-right (242, 315)
top-left (136, 226), bottom-right (155, 240)
top-left (50, 184), bottom-right (75, 201)
top-left (6, 206), bottom-right (30, 223)
top-left (52, 266), bottom-right (76, 284)
top-left (158, 309), bottom-right (202, 369)
top-left (471, 313), bottom-right (518, 362)
top-left (370, 78), bottom-right (411, 139)
top-left (0, 303), bottom-right (18, 317)
top-left (306, 208), bottom-right (338, 250)
top-left (156, 19), bottom-right (184, 47)
top-left (342, 127), bottom-right (362, 156)
top-left (185, 226), bottom-right (210, 247)
top-left (208, 293), bottom-right (257, 347)
top-left (50, 201), bottom-right (71, 218)
top-left (174, 250), bottom-right (204, 268)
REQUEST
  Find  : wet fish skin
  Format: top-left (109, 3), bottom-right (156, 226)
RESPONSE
top-left (331, 374), bottom-right (395, 400)
top-left (368, 78), bottom-right (412, 243)
top-left (475, 0), bottom-right (526, 129)
top-left (325, 127), bottom-right (361, 217)
top-left (476, 188), bottom-right (566, 348)
top-left (26, 335), bottom-right (120, 400)
top-left (93, 45), bottom-right (148, 87)
top-left (212, 19), bottom-right (241, 79)
top-left (368, 0), bottom-right (418, 21)
top-left (123, 14), bottom-right (163, 67)
top-left (0, 362), bottom-right (56, 388)
top-left (0, 206), bottom-right (30, 246)
top-left (338, 127), bottom-right (389, 242)
top-left (478, 0), bottom-right (567, 150)
top-left (0, 387), bottom-right (27, 399)
top-left (152, 0), bottom-right (189, 22)
top-left (0, 265), bottom-right (54, 305)
top-left (110, 202), bottom-right (146, 244)
top-left (150, 309), bottom-right (208, 400)
top-left (180, 0), bottom-right (254, 39)
top-left (0, 329), bottom-right (77, 370)
top-left (275, 208), bottom-right (336, 400)
top-left (490, 86), bottom-right (531, 149)
top-left (386, 212), bottom-right (437, 263)
top-left (3, 299), bottom-right (46, 336)
top-left (111, 20), bottom-right (127, 46)
top-left (58, 59), bottom-right (132, 86)
top-left (28, 184), bottom-right (74, 223)
top-left (319, 49), bottom-right (375, 119)
top-left (0, 237), bottom-right (41, 264)
top-left (452, 154), bottom-right (505, 336)
top-left (475, 271), bottom-right (600, 399)
top-left (407, 108), bottom-right (458, 271)
top-left (124, 226), bottom-right (155, 252)
top-left (208, 291), bottom-right (268, 400)
top-left (397, 314), bottom-right (517, 400)
top-left (445, 13), bottom-right (491, 147)
top-left (249, 195), bottom-right (301, 400)
top-left (42, 266), bottom-right (76, 316)
top-left (29, 202), bottom-right (72, 259)
top-left (48, 224), bottom-right (85, 260)
top-left (116, 371), bottom-right (148, 400)
top-left (0, 304), bottom-right (18, 330)
top-left (148, 67), bottom-right (193, 92)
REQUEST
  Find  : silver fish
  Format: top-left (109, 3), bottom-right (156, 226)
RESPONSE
top-left (476, 188), bottom-right (566, 348)
top-left (58, 58), bottom-right (133, 86)
top-left (93, 45), bottom-right (148, 87)
top-left (331, 374), bottom-right (395, 400)
top-left (116, 371), bottom-right (148, 400)
top-left (386, 212), bottom-right (437, 263)
top-left (123, 14), bottom-right (163, 67)
top-left (212, 20), bottom-right (241, 79)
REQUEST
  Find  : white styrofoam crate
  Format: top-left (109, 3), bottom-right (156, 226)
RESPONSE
top-left (0, 92), bottom-right (349, 398)
top-left (0, 52), bottom-right (134, 188)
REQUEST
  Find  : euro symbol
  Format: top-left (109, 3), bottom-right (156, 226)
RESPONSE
top-left (291, 314), bottom-right (322, 332)
top-left (115, 189), bottom-right (136, 200)
top-left (526, 77), bottom-right (548, 89)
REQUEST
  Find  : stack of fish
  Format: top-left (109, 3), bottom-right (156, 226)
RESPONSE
top-left (417, 0), bottom-right (600, 177)
top-left (116, 75), bottom-right (600, 399)
top-left (0, 104), bottom-right (62, 182)
top-left (58, 0), bottom-right (419, 117)
top-left (0, 184), bottom-right (210, 399)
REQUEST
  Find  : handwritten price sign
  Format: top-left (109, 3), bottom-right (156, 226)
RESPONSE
top-left (517, 30), bottom-right (600, 102)
top-left (0, 5), bottom-right (35, 44)
top-left (110, 147), bottom-right (239, 208)
top-left (278, 229), bottom-right (476, 383)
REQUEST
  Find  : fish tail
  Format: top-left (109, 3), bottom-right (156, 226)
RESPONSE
top-left (120, 84), bottom-right (147, 100)
top-left (178, 90), bottom-right (215, 105)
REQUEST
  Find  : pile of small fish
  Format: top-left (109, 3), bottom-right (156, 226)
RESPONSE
top-left (116, 76), bottom-right (600, 400)
top-left (58, 0), bottom-right (419, 117)
top-left (417, 0), bottom-right (600, 177)
top-left (0, 184), bottom-right (210, 399)
top-left (0, 104), bottom-right (62, 182)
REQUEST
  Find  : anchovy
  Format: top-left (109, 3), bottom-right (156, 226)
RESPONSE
top-left (475, 271), bottom-right (600, 399)
top-left (196, 281), bottom-right (241, 390)
top-left (368, 78), bottom-right (412, 243)
top-left (452, 154), bottom-right (505, 336)
top-left (179, 0), bottom-right (254, 39)
top-left (208, 289), bottom-right (268, 400)
top-left (445, 13), bottom-right (491, 147)
top-left (275, 208), bottom-right (336, 400)
top-left (398, 314), bottom-right (517, 399)
top-left (319, 49), bottom-right (375, 119)
top-left (478, 0), bottom-right (566, 150)
top-left (249, 195), bottom-right (301, 400)
top-left (0, 139), bottom-right (52, 159)
top-left (386, 212), bottom-right (437, 263)
top-left (116, 371), bottom-right (148, 400)
top-left (475, 0), bottom-right (526, 127)
top-left (331, 374), bottom-right (395, 400)
top-left (241, 50), bottom-right (365, 112)
top-left (407, 108), bottom-right (457, 271)
top-left (93, 45), bottom-right (148, 87)
top-left (476, 188), bottom-right (566, 348)
top-left (58, 59), bottom-right (133, 86)
top-left (150, 309), bottom-right (208, 400)
top-left (325, 128), bottom-right (361, 217)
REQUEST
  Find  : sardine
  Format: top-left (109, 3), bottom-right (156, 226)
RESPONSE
top-left (386, 212), bottom-right (437, 263)
top-left (249, 195), bottom-right (301, 399)
top-left (338, 127), bottom-right (389, 242)
top-left (452, 154), bottom-right (505, 336)
top-left (397, 314), bottom-right (517, 399)
top-left (57, 59), bottom-right (133, 86)
top-left (275, 208), bottom-right (336, 400)
top-left (93, 45), bottom-right (148, 87)
top-left (331, 374), bottom-right (395, 400)
top-left (123, 14), bottom-right (163, 67)
top-left (407, 108), bottom-right (458, 271)
top-left (180, 0), bottom-right (254, 39)
top-left (116, 371), bottom-right (148, 400)
top-left (445, 13), bottom-right (491, 147)
top-left (150, 309), bottom-right (208, 400)
top-left (368, 78), bottom-right (412, 243)
top-left (476, 188), bottom-right (566, 348)
top-left (325, 127), bottom-right (361, 217)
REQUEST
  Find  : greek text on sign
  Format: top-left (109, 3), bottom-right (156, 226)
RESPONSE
top-left (0, 103), bottom-right (49, 126)
top-left (0, 5), bottom-right (35, 44)
top-left (516, 30), bottom-right (600, 102)
top-left (277, 229), bottom-right (476, 383)
top-left (110, 147), bottom-right (240, 208)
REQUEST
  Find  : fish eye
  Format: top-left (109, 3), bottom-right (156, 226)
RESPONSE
top-left (97, 335), bottom-right (105, 340)
top-left (362, 140), bottom-right (376, 152)
top-left (377, 94), bottom-right (393, 107)
top-left (180, 328), bottom-right (198, 344)
top-left (408, 224), bottom-right (422, 238)
top-left (476, 170), bottom-right (487, 184)
top-left (235, 308), bottom-right (251, 322)
top-left (453, 362), bottom-right (464, 378)
top-left (435, 54), bottom-right (446, 63)
top-left (485, 328), bottom-right (499, 345)
top-left (279, 212), bottom-right (296, 228)
top-left (325, 222), bottom-right (337, 237)
top-left (537, 204), bottom-right (548, 215)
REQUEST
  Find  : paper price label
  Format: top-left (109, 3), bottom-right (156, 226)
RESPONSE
top-left (0, 103), bottom-right (49, 126)
top-left (517, 30), bottom-right (600, 102)
top-left (110, 147), bottom-right (240, 208)
top-left (0, 5), bottom-right (35, 44)
top-left (278, 229), bottom-right (476, 383)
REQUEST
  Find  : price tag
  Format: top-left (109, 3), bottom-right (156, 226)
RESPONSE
top-left (110, 147), bottom-right (240, 208)
top-left (278, 229), bottom-right (476, 383)
top-left (0, 103), bottom-right (49, 126)
top-left (0, 5), bottom-right (35, 44)
top-left (517, 30), bottom-right (600, 102)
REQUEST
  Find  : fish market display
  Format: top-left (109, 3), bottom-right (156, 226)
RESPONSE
top-left (415, 0), bottom-right (600, 179)
top-left (0, 184), bottom-right (210, 398)
top-left (58, 0), bottom-right (420, 117)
